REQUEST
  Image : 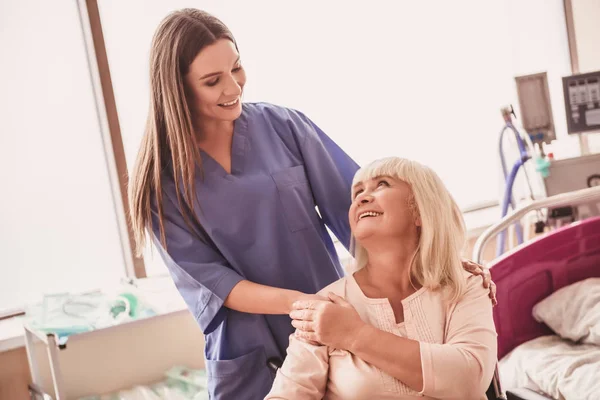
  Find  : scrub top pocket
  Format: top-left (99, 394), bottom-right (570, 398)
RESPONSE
top-left (205, 347), bottom-right (274, 400)
top-left (271, 165), bottom-right (316, 232)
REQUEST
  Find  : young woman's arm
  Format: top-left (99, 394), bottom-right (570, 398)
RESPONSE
top-left (224, 280), bottom-right (325, 314)
top-left (152, 190), bottom-right (325, 333)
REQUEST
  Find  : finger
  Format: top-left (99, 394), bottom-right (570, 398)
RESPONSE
top-left (481, 268), bottom-right (491, 288)
top-left (292, 301), bottom-right (317, 310)
top-left (328, 292), bottom-right (350, 306)
top-left (289, 309), bottom-right (314, 321)
top-left (462, 259), bottom-right (477, 272)
top-left (488, 284), bottom-right (496, 300)
top-left (291, 320), bottom-right (314, 332)
top-left (291, 320), bottom-right (304, 331)
top-left (489, 282), bottom-right (498, 306)
top-left (294, 335), bottom-right (320, 346)
top-left (295, 330), bottom-right (318, 343)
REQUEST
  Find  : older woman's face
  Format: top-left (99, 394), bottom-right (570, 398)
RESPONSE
top-left (349, 175), bottom-right (420, 242)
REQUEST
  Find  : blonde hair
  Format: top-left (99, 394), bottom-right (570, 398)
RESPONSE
top-left (351, 157), bottom-right (466, 301)
top-left (128, 9), bottom-right (237, 255)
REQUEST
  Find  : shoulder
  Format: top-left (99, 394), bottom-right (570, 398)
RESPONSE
top-left (425, 271), bottom-right (488, 306)
top-left (316, 277), bottom-right (348, 298)
top-left (242, 102), bottom-right (316, 156)
top-left (463, 270), bottom-right (487, 293)
top-left (151, 168), bottom-right (191, 217)
top-left (242, 101), bottom-right (304, 122)
top-left (453, 270), bottom-right (491, 308)
top-left (242, 102), bottom-right (312, 133)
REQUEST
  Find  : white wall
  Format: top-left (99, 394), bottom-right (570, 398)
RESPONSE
top-left (0, 1), bottom-right (125, 312)
top-left (572, 0), bottom-right (600, 73)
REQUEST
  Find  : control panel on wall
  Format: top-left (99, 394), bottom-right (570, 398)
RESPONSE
top-left (563, 70), bottom-right (600, 134)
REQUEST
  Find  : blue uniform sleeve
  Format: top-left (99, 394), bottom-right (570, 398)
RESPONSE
top-left (287, 109), bottom-right (360, 250)
top-left (150, 191), bottom-right (244, 333)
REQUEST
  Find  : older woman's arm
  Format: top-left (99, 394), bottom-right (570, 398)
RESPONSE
top-left (348, 326), bottom-right (424, 390)
top-left (265, 334), bottom-right (329, 400)
top-left (354, 278), bottom-right (496, 399)
top-left (293, 276), bottom-right (496, 399)
top-left (416, 280), bottom-right (497, 398)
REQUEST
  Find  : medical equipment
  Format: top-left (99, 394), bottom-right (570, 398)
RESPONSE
top-left (515, 72), bottom-right (556, 146)
top-left (474, 185), bottom-right (600, 400)
top-left (542, 152), bottom-right (600, 223)
top-left (497, 105), bottom-right (544, 257)
top-left (495, 83), bottom-right (600, 256)
top-left (562, 70), bottom-right (600, 135)
top-left (532, 69), bottom-right (600, 225)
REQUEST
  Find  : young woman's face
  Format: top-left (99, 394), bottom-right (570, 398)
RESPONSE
top-left (349, 175), bottom-right (420, 243)
top-left (185, 39), bottom-right (246, 123)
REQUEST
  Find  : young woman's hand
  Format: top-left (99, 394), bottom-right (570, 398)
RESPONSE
top-left (462, 259), bottom-right (497, 306)
top-left (289, 293), bottom-right (329, 312)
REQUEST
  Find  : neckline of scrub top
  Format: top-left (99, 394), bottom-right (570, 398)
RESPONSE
top-left (198, 104), bottom-right (249, 180)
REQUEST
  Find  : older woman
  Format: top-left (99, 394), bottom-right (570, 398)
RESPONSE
top-left (266, 157), bottom-right (497, 400)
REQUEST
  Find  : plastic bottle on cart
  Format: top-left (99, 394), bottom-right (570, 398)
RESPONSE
top-left (535, 153), bottom-right (552, 178)
top-left (534, 144), bottom-right (551, 178)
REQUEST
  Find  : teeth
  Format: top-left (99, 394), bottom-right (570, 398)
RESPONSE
top-left (220, 98), bottom-right (238, 106)
top-left (359, 211), bottom-right (382, 220)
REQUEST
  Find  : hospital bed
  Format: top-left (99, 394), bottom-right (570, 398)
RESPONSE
top-left (475, 185), bottom-right (600, 400)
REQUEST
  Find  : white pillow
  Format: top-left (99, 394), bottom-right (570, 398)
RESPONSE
top-left (532, 278), bottom-right (600, 345)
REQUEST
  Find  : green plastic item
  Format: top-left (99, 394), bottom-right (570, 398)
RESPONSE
top-left (534, 157), bottom-right (551, 178)
top-left (110, 292), bottom-right (139, 318)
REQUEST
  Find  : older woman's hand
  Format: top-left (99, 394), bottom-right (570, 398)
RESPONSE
top-left (462, 259), bottom-right (497, 306)
top-left (290, 292), bottom-right (366, 350)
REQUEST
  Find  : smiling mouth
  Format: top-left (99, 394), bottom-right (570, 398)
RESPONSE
top-left (358, 211), bottom-right (383, 221)
top-left (218, 98), bottom-right (239, 107)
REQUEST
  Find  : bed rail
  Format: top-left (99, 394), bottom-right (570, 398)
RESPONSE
top-left (473, 186), bottom-right (600, 264)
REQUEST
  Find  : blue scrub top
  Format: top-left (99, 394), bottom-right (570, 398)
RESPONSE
top-left (151, 102), bottom-right (359, 399)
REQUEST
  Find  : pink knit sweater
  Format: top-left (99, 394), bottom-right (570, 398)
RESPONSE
top-left (266, 271), bottom-right (497, 400)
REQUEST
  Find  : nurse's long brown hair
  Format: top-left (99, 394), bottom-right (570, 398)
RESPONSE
top-left (129, 9), bottom-right (236, 255)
